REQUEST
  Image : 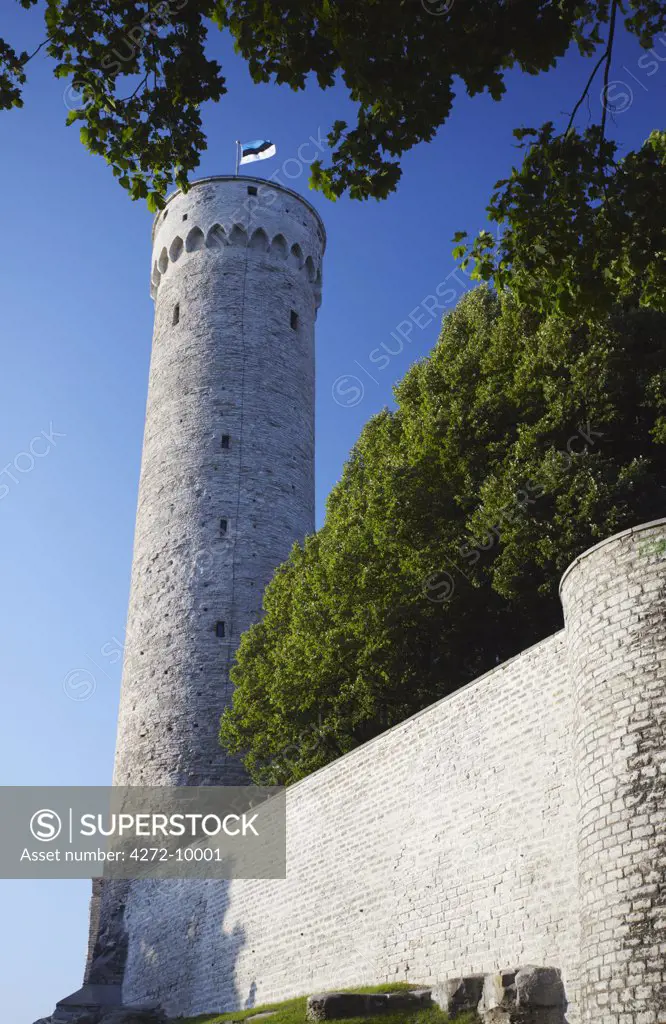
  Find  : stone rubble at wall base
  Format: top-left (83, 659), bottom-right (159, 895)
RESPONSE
top-left (455, 966), bottom-right (567, 1023)
top-left (304, 966), bottom-right (565, 1023)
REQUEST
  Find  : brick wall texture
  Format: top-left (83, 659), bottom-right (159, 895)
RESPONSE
top-left (121, 620), bottom-right (580, 1016)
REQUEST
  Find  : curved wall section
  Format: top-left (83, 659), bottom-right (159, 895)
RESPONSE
top-left (561, 519), bottom-right (666, 1024)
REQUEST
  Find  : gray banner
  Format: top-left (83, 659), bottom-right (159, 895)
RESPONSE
top-left (0, 786), bottom-right (285, 879)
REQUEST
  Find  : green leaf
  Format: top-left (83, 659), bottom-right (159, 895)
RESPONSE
top-left (146, 191), bottom-right (166, 212)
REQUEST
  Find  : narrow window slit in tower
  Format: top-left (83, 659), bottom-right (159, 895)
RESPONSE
top-left (220, 518), bottom-right (228, 536)
top-left (247, 186), bottom-right (258, 196)
top-left (182, 213), bottom-right (188, 221)
top-left (215, 621), bottom-right (226, 638)
top-left (221, 434), bottom-right (230, 449)
top-left (172, 303), bottom-right (180, 325)
top-left (291, 310), bottom-right (299, 330)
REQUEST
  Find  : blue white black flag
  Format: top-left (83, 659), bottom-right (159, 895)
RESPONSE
top-left (239, 140), bottom-right (277, 165)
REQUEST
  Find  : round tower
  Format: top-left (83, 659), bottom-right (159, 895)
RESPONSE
top-left (561, 519), bottom-right (666, 1024)
top-left (114, 175), bottom-right (325, 786)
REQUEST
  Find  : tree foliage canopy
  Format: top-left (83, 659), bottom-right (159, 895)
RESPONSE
top-left (1, 0), bottom-right (664, 207)
top-left (220, 288), bottom-right (666, 783)
top-left (3, 1), bottom-right (665, 313)
top-left (458, 127), bottom-right (666, 318)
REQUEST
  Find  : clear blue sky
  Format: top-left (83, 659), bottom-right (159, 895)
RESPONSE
top-left (0, 5), bottom-right (662, 1020)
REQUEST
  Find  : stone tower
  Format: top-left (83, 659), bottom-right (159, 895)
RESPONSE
top-left (115, 174), bottom-right (325, 787)
top-left (45, 176), bottom-right (325, 1022)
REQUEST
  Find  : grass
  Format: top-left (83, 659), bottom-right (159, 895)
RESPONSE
top-left (171, 983), bottom-right (478, 1024)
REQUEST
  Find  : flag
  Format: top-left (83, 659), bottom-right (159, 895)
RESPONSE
top-left (239, 140), bottom-right (277, 165)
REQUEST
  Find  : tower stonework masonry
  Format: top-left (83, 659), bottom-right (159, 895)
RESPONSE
top-left (116, 175), bottom-right (325, 788)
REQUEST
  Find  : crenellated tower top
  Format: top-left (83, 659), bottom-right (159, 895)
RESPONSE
top-left (150, 176), bottom-right (325, 308)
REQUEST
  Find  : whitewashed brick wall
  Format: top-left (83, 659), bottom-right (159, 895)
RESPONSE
top-left (123, 630), bottom-right (578, 1012)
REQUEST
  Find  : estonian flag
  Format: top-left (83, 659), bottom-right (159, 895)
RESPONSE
top-left (240, 140), bottom-right (277, 165)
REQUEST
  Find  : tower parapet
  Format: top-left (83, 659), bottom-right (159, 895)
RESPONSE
top-left (150, 176), bottom-right (324, 307)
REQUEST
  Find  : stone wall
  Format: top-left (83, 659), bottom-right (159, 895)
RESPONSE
top-left (122, 625), bottom-right (580, 1017)
top-left (119, 520), bottom-right (666, 1024)
top-left (85, 174), bottom-right (666, 1024)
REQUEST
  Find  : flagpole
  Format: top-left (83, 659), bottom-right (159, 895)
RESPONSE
top-left (234, 140), bottom-right (240, 177)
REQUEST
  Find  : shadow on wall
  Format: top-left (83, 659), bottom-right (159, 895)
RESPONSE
top-left (125, 878), bottom-right (247, 1017)
top-left (245, 980), bottom-right (257, 1009)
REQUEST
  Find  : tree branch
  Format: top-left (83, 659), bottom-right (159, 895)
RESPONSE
top-left (13, 37), bottom-right (49, 68)
top-left (119, 71), bottom-right (149, 102)
top-left (600, 0), bottom-right (620, 149)
top-left (565, 47), bottom-right (608, 136)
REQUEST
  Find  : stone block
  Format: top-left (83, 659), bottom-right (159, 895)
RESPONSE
top-left (98, 1010), bottom-right (167, 1024)
top-left (54, 1014), bottom-right (101, 1024)
top-left (50, 984), bottom-right (123, 1024)
top-left (307, 993), bottom-right (367, 1021)
top-left (364, 995), bottom-right (390, 1014)
top-left (515, 967), bottom-right (565, 1009)
top-left (478, 967), bottom-right (566, 1023)
top-left (52, 1011), bottom-right (101, 1024)
top-left (306, 990), bottom-right (431, 1021)
top-left (444, 976), bottom-right (485, 1017)
top-left (479, 971), bottom-right (517, 1015)
top-left (385, 990), bottom-right (431, 1011)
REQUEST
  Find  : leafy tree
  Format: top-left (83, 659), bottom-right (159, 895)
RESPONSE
top-left (454, 0), bottom-right (666, 318)
top-left (0, 1), bottom-right (663, 208)
top-left (457, 127), bottom-right (666, 319)
top-left (220, 288), bottom-right (666, 783)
